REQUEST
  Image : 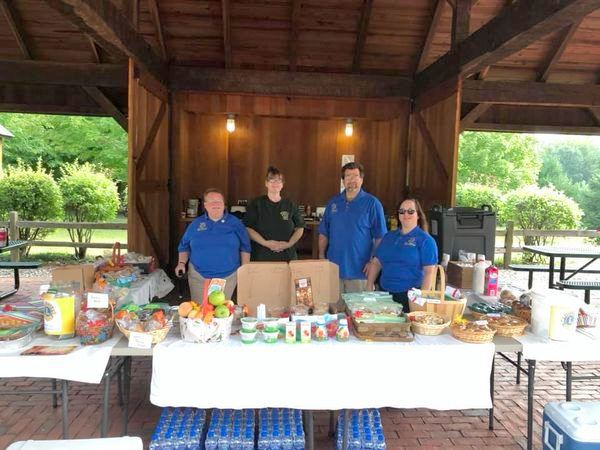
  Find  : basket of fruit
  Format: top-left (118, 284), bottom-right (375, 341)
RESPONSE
top-left (115, 303), bottom-right (172, 344)
top-left (406, 311), bottom-right (450, 336)
top-left (177, 281), bottom-right (234, 343)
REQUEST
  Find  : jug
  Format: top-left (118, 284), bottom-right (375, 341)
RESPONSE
top-left (530, 289), bottom-right (580, 339)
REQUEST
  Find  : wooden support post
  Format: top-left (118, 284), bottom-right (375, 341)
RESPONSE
top-left (9, 211), bottom-right (19, 262)
top-left (504, 220), bottom-right (514, 268)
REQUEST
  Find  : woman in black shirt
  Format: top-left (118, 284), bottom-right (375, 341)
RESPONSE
top-left (244, 166), bottom-right (305, 261)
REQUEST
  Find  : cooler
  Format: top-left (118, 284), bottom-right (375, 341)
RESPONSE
top-left (543, 401), bottom-right (600, 450)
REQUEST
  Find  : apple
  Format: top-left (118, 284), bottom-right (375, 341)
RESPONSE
top-left (214, 305), bottom-right (231, 318)
top-left (208, 290), bottom-right (226, 306)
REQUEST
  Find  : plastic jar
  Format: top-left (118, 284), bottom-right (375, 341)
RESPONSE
top-left (336, 318), bottom-right (350, 342)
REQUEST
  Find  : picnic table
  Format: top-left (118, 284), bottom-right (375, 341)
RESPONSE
top-left (522, 245), bottom-right (600, 291)
top-left (0, 241), bottom-right (41, 300)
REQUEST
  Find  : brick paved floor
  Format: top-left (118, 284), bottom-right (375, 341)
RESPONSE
top-left (2, 273), bottom-right (600, 449)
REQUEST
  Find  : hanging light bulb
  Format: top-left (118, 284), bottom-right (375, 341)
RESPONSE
top-left (226, 115), bottom-right (236, 133)
top-left (345, 119), bottom-right (353, 137)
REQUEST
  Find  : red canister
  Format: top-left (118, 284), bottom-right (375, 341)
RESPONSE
top-left (0, 227), bottom-right (8, 247)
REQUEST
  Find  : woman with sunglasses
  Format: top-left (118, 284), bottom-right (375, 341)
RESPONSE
top-left (366, 198), bottom-right (438, 312)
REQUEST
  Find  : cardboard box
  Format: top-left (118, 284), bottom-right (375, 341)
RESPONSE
top-left (51, 264), bottom-right (95, 290)
top-left (237, 260), bottom-right (340, 315)
top-left (446, 261), bottom-right (474, 289)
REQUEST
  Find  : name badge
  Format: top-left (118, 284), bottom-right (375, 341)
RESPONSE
top-left (128, 332), bottom-right (153, 349)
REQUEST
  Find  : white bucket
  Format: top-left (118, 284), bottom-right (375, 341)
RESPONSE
top-left (530, 289), bottom-right (580, 339)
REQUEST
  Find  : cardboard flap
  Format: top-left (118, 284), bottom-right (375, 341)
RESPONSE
top-left (236, 263), bottom-right (291, 314)
top-left (289, 259), bottom-right (340, 304)
top-left (51, 264), bottom-right (95, 290)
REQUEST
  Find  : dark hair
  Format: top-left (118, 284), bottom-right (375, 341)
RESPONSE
top-left (266, 166), bottom-right (284, 182)
top-left (396, 198), bottom-right (428, 233)
top-left (202, 188), bottom-right (225, 202)
top-left (341, 162), bottom-right (365, 179)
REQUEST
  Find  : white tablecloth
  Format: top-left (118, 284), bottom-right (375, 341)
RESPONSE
top-left (516, 330), bottom-right (600, 362)
top-left (151, 332), bottom-right (494, 410)
top-left (120, 269), bottom-right (174, 306)
top-left (6, 437), bottom-right (143, 450)
top-left (0, 334), bottom-right (121, 384)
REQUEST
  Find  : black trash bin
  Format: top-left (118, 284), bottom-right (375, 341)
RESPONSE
top-left (428, 205), bottom-right (496, 262)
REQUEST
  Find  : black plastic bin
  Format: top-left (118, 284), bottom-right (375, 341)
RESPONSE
top-left (428, 205), bottom-right (496, 262)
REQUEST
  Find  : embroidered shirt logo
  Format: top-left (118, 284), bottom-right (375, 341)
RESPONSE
top-left (404, 237), bottom-right (417, 247)
top-left (197, 222), bottom-right (208, 231)
top-left (280, 211), bottom-right (289, 221)
top-left (331, 204), bottom-right (337, 214)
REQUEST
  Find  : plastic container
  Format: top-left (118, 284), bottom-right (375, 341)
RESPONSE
top-left (530, 289), bottom-right (581, 339)
top-left (314, 320), bottom-right (328, 341)
top-left (472, 255), bottom-right (487, 295)
top-left (549, 305), bottom-right (578, 341)
top-left (429, 204), bottom-right (496, 262)
top-left (285, 322), bottom-right (296, 344)
top-left (263, 318), bottom-right (278, 332)
top-left (240, 329), bottom-right (257, 344)
top-left (241, 317), bottom-right (257, 331)
top-left (336, 319), bottom-right (350, 342)
top-left (543, 401), bottom-right (600, 449)
top-left (263, 329), bottom-right (279, 344)
top-left (300, 322), bottom-right (311, 343)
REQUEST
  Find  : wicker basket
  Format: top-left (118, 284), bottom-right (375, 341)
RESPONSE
top-left (486, 314), bottom-right (528, 337)
top-left (351, 317), bottom-right (413, 342)
top-left (450, 324), bottom-right (496, 344)
top-left (409, 265), bottom-right (466, 322)
top-left (469, 311), bottom-right (487, 320)
top-left (406, 312), bottom-right (450, 336)
top-left (116, 322), bottom-right (171, 344)
top-left (512, 303), bottom-right (531, 323)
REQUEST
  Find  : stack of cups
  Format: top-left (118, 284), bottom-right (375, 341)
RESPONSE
top-left (240, 317), bottom-right (257, 344)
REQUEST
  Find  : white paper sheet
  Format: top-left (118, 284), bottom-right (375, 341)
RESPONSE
top-left (151, 332), bottom-right (494, 410)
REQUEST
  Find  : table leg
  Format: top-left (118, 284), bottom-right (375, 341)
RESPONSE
top-left (303, 410), bottom-right (314, 450)
top-left (527, 360), bottom-right (536, 450)
top-left (123, 357), bottom-right (131, 434)
top-left (559, 258), bottom-right (566, 290)
top-left (566, 361), bottom-right (572, 402)
top-left (517, 352), bottom-right (522, 385)
top-left (329, 410), bottom-right (336, 437)
top-left (117, 362), bottom-right (123, 407)
top-left (101, 369), bottom-right (110, 437)
top-left (342, 409), bottom-right (349, 450)
top-left (52, 379), bottom-right (58, 408)
top-left (489, 354), bottom-right (495, 430)
top-left (549, 257), bottom-right (555, 289)
top-left (61, 380), bottom-right (69, 439)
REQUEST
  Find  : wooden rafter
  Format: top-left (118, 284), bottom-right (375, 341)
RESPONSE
top-left (416, 0), bottom-right (600, 95)
top-left (82, 86), bottom-right (127, 130)
top-left (460, 103), bottom-right (492, 130)
top-left (135, 192), bottom-right (163, 264)
top-left (148, 0), bottom-right (167, 60)
top-left (0, 84), bottom-right (105, 115)
top-left (352, 0), bottom-right (373, 73)
top-left (587, 107), bottom-right (600, 125)
top-left (0, 0), bottom-right (32, 59)
top-left (451, 0), bottom-right (472, 47)
top-left (135, 101), bottom-right (167, 175)
top-left (446, 0), bottom-right (455, 9)
top-left (539, 20), bottom-right (581, 82)
top-left (470, 122), bottom-right (600, 135)
top-left (170, 67), bottom-right (412, 98)
top-left (462, 80), bottom-right (600, 107)
top-left (0, 60), bottom-right (127, 87)
top-left (289, 0), bottom-right (301, 72)
top-left (87, 34), bottom-right (101, 63)
top-left (416, 0), bottom-right (445, 74)
top-left (44, 0), bottom-right (167, 85)
top-left (414, 112), bottom-right (449, 180)
top-left (221, 0), bottom-right (232, 69)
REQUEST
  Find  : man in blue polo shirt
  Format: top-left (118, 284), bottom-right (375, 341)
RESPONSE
top-left (318, 162), bottom-right (387, 293)
top-left (176, 188), bottom-right (251, 300)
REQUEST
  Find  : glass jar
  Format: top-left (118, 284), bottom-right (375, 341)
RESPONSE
top-left (314, 320), bottom-right (328, 341)
top-left (336, 318), bottom-right (350, 342)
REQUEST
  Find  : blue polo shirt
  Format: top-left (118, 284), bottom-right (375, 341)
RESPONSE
top-left (177, 213), bottom-right (251, 278)
top-left (375, 226), bottom-right (438, 293)
top-left (318, 189), bottom-right (387, 279)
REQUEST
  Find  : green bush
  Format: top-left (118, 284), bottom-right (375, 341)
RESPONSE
top-left (59, 161), bottom-right (119, 259)
top-left (455, 183), bottom-right (503, 220)
top-left (501, 186), bottom-right (583, 262)
top-left (0, 160), bottom-right (63, 254)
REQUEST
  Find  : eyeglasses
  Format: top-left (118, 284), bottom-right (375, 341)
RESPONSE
top-left (398, 208), bottom-right (416, 215)
top-left (267, 178), bottom-right (283, 184)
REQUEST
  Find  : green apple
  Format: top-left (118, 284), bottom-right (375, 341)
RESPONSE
top-left (214, 304), bottom-right (230, 318)
top-left (208, 290), bottom-right (226, 306)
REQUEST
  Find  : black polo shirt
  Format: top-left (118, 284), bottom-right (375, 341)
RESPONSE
top-left (244, 195), bottom-right (305, 261)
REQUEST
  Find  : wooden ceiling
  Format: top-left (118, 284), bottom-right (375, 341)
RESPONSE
top-left (1, 0), bottom-right (600, 132)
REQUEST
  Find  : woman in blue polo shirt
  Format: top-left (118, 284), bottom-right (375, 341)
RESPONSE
top-left (176, 188), bottom-right (251, 300)
top-left (366, 198), bottom-right (438, 312)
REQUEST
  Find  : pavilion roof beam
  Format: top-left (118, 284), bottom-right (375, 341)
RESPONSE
top-left (462, 79), bottom-right (600, 107)
top-left (416, 0), bottom-right (600, 95)
top-left (87, 34), bottom-right (101, 63)
top-left (0, 0), bottom-right (32, 59)
top-left (451, 0), bottom-right (472, 48)
top-left (170, 67), bottom-right (412, 98)
top-left (289, 0), bottom-right (301, 72)
top-left (44, 0), bottom-right (167, 85)
top-left (416, 0), bottom-right (445, 74)
top-left (539, 20), bottom-right (581, 82)
top-left (0, 60), bottom-right (127, 87)
top-left (82, 86), bottom-right (127, 130)
top-left (222, 0), bottom-right (232, 68)
top-left (148, 0), bottom-right (167, 60)
top-left (352, 0), bottom-right (373, 73)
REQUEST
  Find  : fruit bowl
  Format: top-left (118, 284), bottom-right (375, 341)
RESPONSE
top-left (180, 315), bottom-right (233, 343)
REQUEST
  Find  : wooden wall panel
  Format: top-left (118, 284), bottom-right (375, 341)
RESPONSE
top-left (127, 61), bottom-right (170, 265)
top-left (409, 79), bottom-right (461, 209)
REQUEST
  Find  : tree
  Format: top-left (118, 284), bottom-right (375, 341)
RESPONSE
top-left (0, 113), bottom-right (127, 191)
top-left (455, 183), bottom-right (503, 216)
top-left (59, 161), bottom-right (120, 259)
top-left (582, 174), bottom-right (600, 230)
top-left (0, 160), bottom-right (63, 254)
top-left (501, 186), bottom-right (583, 262)
top-left (458, 131), bottom-right (540, 191)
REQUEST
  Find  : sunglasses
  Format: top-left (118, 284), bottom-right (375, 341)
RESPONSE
top-left (398, 208), bottom-right (416, 215)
